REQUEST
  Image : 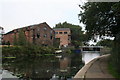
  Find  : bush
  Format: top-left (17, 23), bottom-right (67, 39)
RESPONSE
top-left (110, 35), bottom-right (120, 76)
top-left (2, 45), bottom-right (55, 58)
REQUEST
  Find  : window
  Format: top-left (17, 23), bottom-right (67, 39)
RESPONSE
top-left (50, 36), bottom-right (53, 40)
top-left (37, 28), bottom-right (40, 31)
top-left (64, 32), bottom-right (67, 34)
top-left (55, 32), bottom-right (58, 34)
top-left (59, 32), bottom-right (62, 34)
top-left (37, 34), bottom-right (40, 38)
top-left (50, 31), bottom-right (53, 33)
top-left (44, 27), bottom-right (47, 30)
top-left (44, 34), bottom-right (47, 38)
top-left (42, 44), bottom-right (48, 46)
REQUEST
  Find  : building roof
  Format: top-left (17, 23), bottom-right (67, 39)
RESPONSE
top-left (53, 28), bottom-right (70, 31)
top-left (5, 22), bottom-right (53, 35)
top-left (0, 26), bottom-right (3, 30)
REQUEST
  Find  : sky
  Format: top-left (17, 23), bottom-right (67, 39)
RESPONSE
top-left (0, 0), bottom-right (87, 33)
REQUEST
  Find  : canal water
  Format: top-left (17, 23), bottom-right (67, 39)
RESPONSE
top-left (2, 53), bottom-right (84, 80)
top-left (2, 52), bottom-right (101, 79)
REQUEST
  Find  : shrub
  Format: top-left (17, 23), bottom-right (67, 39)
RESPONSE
top-left (2, 45), bottom-right (55, 58)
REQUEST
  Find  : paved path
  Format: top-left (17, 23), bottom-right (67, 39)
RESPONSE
top-left (85, 54), bottom-right (113, 78)
top-left (74, 54), bottom-right (115, 80)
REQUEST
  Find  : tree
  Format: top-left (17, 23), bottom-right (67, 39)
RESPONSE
top-left (13, 34), bottom-right (18, 45)
top-left (6, 41), bottom-right (10, 46)
top-left (79, 2), bottom-right (120, 38)
top-left (96, 39), bottom-right (113, 48)
top-left (54, 22), bottom-right (88, 47)
top-left (18, 29), bottom-right (27, 46)
top-left (80, 2), bottom-right (120, 73)
top-left (53, 38), bottom-right (60, 48)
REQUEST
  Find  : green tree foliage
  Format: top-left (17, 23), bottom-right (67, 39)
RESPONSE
top-left (54, 22), bottom-right (88, 47)
top-left (80, 2), bottom-right (120, 74)
top-left (6, 41), bottom-right (10, 46)
top-left (2, 46), bottom-right (55, 58)
top-left (79, 2), bottom-right (120, 38)
top-left (96, 39), bottom-right (113, 48)
top-left (18, 29), bottom-right (27, 46)
top-left (13, 34), bottom-right (18, 45)
top-left (53, 38), bottom-right (60, 48)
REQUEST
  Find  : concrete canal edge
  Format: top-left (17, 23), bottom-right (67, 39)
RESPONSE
top-left (73, 54), bottom-right (110, 80)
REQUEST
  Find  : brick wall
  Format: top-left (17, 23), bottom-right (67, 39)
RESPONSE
top-left (54, 28), bottom-right (71, 47)
top-left (3, 22), bottom-right (55, 46)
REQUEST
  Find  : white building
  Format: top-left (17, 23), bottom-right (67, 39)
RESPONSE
top-left (0, 27), bottom-right (4, 45)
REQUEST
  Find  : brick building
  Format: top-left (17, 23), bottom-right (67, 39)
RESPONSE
top-left (54, 28), bottom-right (71, 47)
top-left (3, 22), bottom-right (55, 46)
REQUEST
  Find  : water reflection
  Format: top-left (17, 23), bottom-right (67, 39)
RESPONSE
top-left (2, 53), bottom-right (84, 79)
top-left (82, 52), bottom-right (100, 64)
top-left (60, 57), bottom-right (70, 72)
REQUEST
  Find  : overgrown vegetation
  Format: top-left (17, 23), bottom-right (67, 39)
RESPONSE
top-left (2, 28), bottom-right (56, 58)
top-left (13, 29), bottom-right (28, 46)
top-left (80, 2), bottom-right (120, 76)
top-left (2, 45), bottom-right (55, 58)
top-left (108, 62), bottom-right (120, 79)
top-left (96, 39), bottom-right (113, 48)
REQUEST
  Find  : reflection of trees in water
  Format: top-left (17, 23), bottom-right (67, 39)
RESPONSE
top-left (3, 56), bottom-right (59, 79)
top-left (2, 54), bottom-right (84, 79)
top-left (57, 53), bottom-right (84, 78)
top-left (70, 54), bottom-right (84, 76)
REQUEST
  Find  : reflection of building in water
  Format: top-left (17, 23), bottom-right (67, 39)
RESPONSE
top-left (60, 57), bottom-right (71, 72)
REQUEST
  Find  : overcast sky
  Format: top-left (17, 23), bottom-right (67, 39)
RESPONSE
top-left (0, 0), bottom-right (87, 33)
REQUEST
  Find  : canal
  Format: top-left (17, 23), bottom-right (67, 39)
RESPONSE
top-left (2, 50), bottom-right (101, 80)
top-left (2, 53), bottom-right (84, 80)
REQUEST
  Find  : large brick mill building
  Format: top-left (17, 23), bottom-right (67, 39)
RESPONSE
top-left (3, 22), bottom-right (55, 46)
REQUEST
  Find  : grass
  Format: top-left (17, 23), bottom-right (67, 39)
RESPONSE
top-left (108, 63), bottom-right (120, 79)
top-left (3, 57), bottom-right (16, 59)
top-left (44, 54), bottom-right (54, 56)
